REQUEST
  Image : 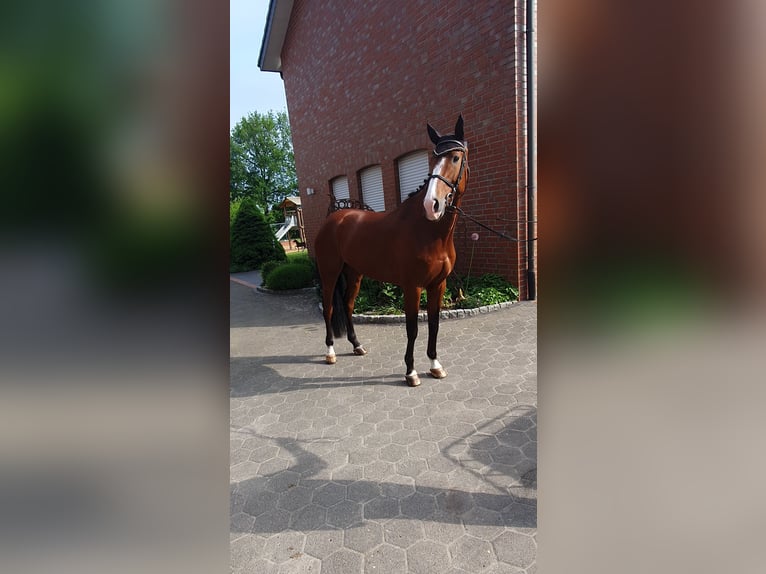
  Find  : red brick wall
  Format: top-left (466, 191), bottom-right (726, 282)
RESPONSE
top-left (280, 0), bottom-right (532, 297)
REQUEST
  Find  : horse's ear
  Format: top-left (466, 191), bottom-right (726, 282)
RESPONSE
top-left (427, 123), bottom-right (441, 145)
top-left (454, 114), bottom-right (464, 141)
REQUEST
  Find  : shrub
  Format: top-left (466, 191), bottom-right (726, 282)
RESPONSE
top-left (230, 198), bottom-right (286, 272)
top-left (265, 263), bottom-right (314, 290)
top-left (446, 273), bottom-right (518, 308)
top-left (260, 260), bottom-right (284, 285)
top-left (287, 251), bottom-right (316, 269)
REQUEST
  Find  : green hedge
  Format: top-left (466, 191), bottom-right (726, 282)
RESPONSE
top-left (264, 262), bottom-right (314, 290)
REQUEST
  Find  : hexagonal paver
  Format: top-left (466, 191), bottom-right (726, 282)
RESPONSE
top-left (383, 519), bottom-right (426, 549)
top-left (492, 531), bottom-right (536, 569)
top-left (364, 543), bottom-right (406, 574)
top-left (261, 530), bottom-right (306, 563)
top-left (289, 504), bottom-right (327, 531)
top-left (462, 510), bottom-right (506, 540)
top-left (364, 433), bottom-right (392, 448)
top-left (435, 490), bottom-right (474, 516)
top-left (363, 460), bottom-right (395, 481)
top-left (344, 521), bottom-right (384, 553)
top-left (489, 446), bottom-right (526, 467)
top-left (348, 480), bottom-right (381, 502)
top-left (313, 482), bottom-right (346, 507)
top-left (425, 455), bottom-right (455, 474)
top-left (400, 491), bottom-right (437, 520)
top-left (304, 529), bottom-right (343, 559)
top-left (265, 470), bottom-right (301, 493)
top-left (231, 511), bottom-right (255, 535)
top-left (277, 486), bottom-right (313, 512)
top-left (364, 496), bottom-right (400, 520)
top-left (231, 535), bottom-right (273, 574)
top-left (381, 479), bottom-right (415, 499)
top-left (327, 500), bottom-right (363, 528)
top-left (323, 548), bottom-right (363, 573)
top-left (254, 508), bottom-right (291, 533)
top-left (450, 534), bottom-right (495, 571)
top-left (276, 553), bottom-right (320, 574)
top-left (379, 443), bottom-right (408, 462)
top-left (332, 464), bottom-right (364, 482)
top-left (396, 458), bottom-right (428, 478)
top-left (496, 429), bottom-right (529, 448)
top-left (406, 540), bottom-right (451, 574)
top-left (391, 429), bottom-right (420, 445)
top-left (422, 512), bottom-right (464, 545)
top-left (244, 490), bottom-right (275, 517)
top-left (248, 444), bottom-right (279, 462)
top-left (376, 419), bottom-right (403, 434)
top-left (407, 440), bottom-right (439, 459)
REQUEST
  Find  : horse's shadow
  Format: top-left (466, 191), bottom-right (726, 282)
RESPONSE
top-left (230, 355), bottom-right (405, 398)
top-left (231, 419), bottom-right (537, 534)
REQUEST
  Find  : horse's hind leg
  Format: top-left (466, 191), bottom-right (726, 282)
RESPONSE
top-left (321, 271), bottom-right (339, 364)
top-left (317, 258), bottom-right (344, 364)
top-left (343, 267), bottom-right (367, 355)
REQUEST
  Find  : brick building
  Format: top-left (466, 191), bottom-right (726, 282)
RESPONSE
top-left (259, 0), bottom-right (536, 299)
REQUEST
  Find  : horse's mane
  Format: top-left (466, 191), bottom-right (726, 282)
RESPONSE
top-left (405, 178), bottom-right (431, 201)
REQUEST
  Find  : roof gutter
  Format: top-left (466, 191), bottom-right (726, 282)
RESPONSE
top-left (258, 0), bottom-right (294, 73)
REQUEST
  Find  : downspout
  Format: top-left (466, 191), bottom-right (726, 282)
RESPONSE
top-left (525, 0), bottom-right (537, 300)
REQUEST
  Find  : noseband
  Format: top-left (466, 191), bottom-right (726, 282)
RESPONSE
top-left (428, 143), bottom-right (468, 208)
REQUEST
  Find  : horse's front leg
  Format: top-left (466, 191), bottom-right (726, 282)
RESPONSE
top-left (403, 286), bottom-right (422, 387)
top-left (426, 281), bottom-right (447, 379)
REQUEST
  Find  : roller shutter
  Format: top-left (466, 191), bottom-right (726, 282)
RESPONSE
top-left (398, 150), bottom-right (430, 202)
top-left (360, 165), bottom-right (385, 212)
top-left (331, 176), bottom-right (349, 200)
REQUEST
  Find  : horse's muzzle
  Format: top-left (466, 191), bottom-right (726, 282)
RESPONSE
top-left (424, 196), bottom-right (444, 221)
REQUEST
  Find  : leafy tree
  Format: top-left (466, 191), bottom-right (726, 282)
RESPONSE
top-left (230, 198), bottom-right (286, 272)
top-left (230, 110), bottom-right (297, 213)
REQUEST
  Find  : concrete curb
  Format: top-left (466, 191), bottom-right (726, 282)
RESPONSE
top-left (316, 300), bottom-right (517, 323)
top-left (255, 286), bottom-right (317, 295)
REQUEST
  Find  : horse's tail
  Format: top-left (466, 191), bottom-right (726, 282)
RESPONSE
top-left (330, 271), bottom-right (348, 339)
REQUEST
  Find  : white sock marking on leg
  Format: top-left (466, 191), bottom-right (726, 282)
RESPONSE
top-left (430, 359), bottom-right (442, 371)
top-left (406, 369), bottom-right (417, 377)
top-left (327, 345), bottom-right (335, 356)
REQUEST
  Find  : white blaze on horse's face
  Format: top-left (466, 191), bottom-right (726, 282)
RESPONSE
top-left (423, 151), bottom-right (467, 221)
top-left (423, 150), bottom-right (464, 221)
top-left (424, 156), bottom-right (447, 221)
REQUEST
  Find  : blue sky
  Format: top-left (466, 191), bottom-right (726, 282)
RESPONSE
top-left (230, 0), bottom-right (288, 130)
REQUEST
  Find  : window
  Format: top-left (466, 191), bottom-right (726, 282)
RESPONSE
top-left (397, 150), bottom-right (430, 202)
top-left (359, 165), bottom-right (385, 212)
top-left (331, 176), bottom-right (349, 200)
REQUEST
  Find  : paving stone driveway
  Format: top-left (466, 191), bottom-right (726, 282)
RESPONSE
top-left (230, 278), bottom-right (537, 573)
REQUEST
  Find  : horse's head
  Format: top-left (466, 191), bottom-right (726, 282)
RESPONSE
top-left (423, 115), bottom-right (469, 221)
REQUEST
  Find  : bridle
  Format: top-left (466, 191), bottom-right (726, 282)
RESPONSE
top-left (427, 141), bottom-right (468, 209)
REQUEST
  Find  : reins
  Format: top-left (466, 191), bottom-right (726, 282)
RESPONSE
top-left (446, 204), bottom-right (538, 243)
top-left (424, 143), bottom-right (536, 243)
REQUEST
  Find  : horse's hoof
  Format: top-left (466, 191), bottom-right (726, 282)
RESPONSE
top-left (353, 346), bottom-right (367, 356)
top-left (405, 374), bottom-right (421, 387)
top-left (429, 368), bottom-right (447, 379)
top-left (325, 355), bottom-right (337, 365)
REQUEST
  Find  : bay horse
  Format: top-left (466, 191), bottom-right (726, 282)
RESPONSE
top-left (314, 115), bottom-right (469, 387)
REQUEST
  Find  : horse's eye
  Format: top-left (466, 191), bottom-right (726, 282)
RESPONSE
top-left (452, 155), bottom-right (460, 163)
